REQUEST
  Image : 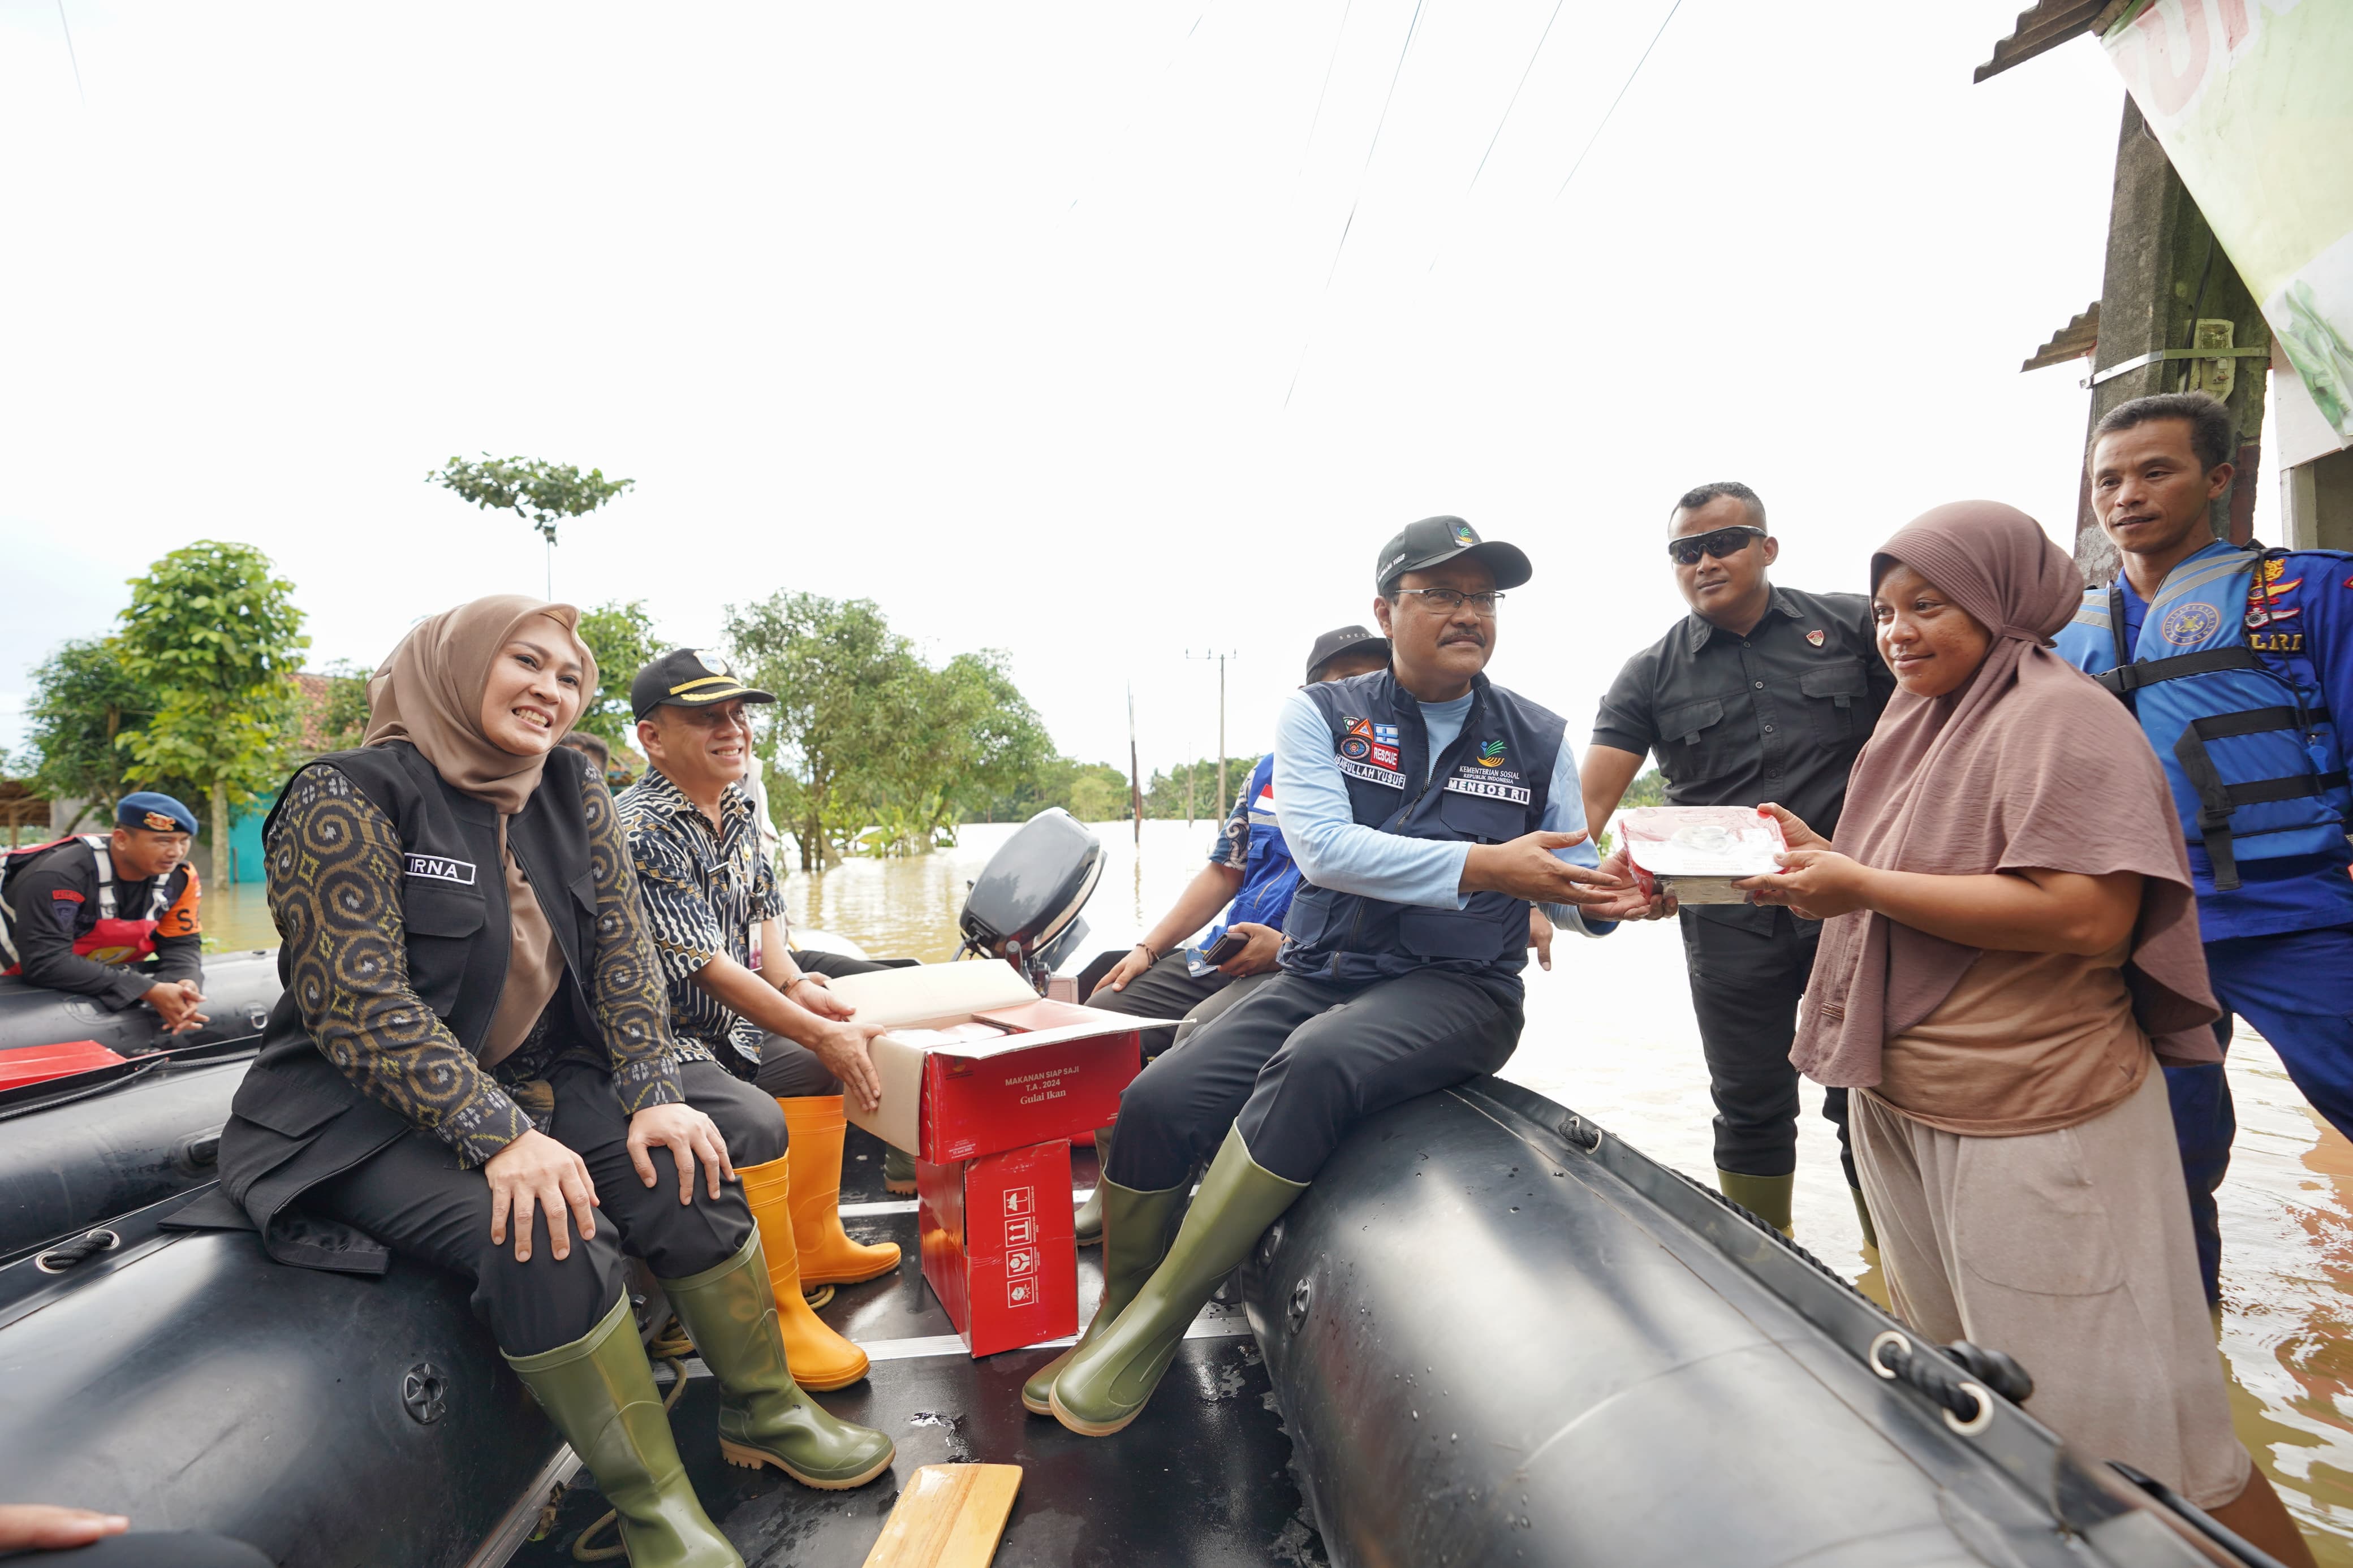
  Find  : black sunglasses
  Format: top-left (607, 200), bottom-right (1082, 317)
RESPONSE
top-left (1667, 525), bottom-right (1766, 566)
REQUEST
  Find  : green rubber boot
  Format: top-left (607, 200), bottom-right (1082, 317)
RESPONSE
top-left (1050, 1125), bottom-right (1305, 1437)
top-left (1072, 1126), bottom-right (1116, 1247)
top-left (1022, 1171), bottom-right (1184, 1415)
top-left (661, 1234), bottom-right (897, 1491)
top-left (884, 1145), bottom-right (916, 1194)
top-left (1716, 1169), bottom-right (1794, 1236)
top-left (1850, 1185), bottom-right (1878, 1250)
top-left (503, 1294), bottom-right (743, 1568)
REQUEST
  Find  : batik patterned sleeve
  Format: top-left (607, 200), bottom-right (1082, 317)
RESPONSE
top-left (624, 815), bottom-right (730, 983)
top-left (578, 765), bottom-right (694, 1099)
top-left (266, 766), bottom-right (532, 1166)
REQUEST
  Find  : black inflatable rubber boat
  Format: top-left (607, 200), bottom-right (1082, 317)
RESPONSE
top-left (0, 822), bottom-right (2292, 1566)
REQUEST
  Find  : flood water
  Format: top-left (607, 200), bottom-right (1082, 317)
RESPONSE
top-left (206, 818), bottom-right (2353, 1556)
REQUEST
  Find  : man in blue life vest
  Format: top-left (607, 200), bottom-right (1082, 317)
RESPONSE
top-left (1068, 624), bottom-right (1395, 1247)
top-left (1032, 516), bottom-right (1666, 1437)
top-left (0, 792), bottom-right (208, 1034)
top-left (2053, 391), bottom-right (2353, 1302)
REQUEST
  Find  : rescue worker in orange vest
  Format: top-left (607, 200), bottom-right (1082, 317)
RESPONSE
top-left (0, 792), bottom-right (207, 1034)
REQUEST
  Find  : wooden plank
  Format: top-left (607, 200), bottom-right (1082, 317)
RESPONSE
top-left (861, 1464), bottom-right (1023, 1568)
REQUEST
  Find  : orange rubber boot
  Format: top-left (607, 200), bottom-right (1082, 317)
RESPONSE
top-left (737, 1154), bottom-right (870, 1391)
top-left (777, 1096), bottom-right (903, 1286)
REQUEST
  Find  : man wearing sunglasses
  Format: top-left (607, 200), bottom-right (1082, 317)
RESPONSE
top-left (1583, 482), bottom-right (1894, 1239)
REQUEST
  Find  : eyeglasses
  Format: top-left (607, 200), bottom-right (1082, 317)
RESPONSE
top-left (1395, 588), bottom-right (1504, 617)
top-left (1666, 525), bottom-right (1766, 567)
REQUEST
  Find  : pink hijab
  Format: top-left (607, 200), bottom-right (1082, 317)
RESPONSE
top-left (1791, 501), bottom-right (2220, 1088)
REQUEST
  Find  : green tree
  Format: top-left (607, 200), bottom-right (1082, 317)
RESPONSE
top-left (726, 592), bottom-right (926, 871)
top-left (1624, 767), bottom-right (1668, 809)
top-left (724, 592), bottom-right (1062, 866)
top-left (114, 541), bottom-right (311, 883)
top-left (574, 599), bottom-right (663, 745)
top-left (21, 638), bottom-right (167, 830)
top-left (428, 453), bottom-right (635, 598)
top-left (1144, 755), bottom-right (1265, 820)
top-left (314, 658), bottom-right (374, 751)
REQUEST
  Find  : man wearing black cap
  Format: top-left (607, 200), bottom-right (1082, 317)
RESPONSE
top-left (619, 649), bottom-right (903, 1357)
top-left (0, 791), bottom-right (208, 1033)
top-left (1055, 625), bottom-right (1391, 1254)
top-left (1039, 517), bottom-right (1663, 1437)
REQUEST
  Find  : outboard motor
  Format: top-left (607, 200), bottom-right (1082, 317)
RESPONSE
top-left (956, 809), bottom-right (1103, 991)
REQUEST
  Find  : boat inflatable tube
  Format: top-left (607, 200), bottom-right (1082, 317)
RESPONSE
top-left (0, 1189), bottom-right (565, 1567)
top-left (0, 951), bottom-right (283, 1260)
top-left (1243, 1078), bottom-right (2264, 1568)
top-left (0, 947), bottom-right (281, 1058)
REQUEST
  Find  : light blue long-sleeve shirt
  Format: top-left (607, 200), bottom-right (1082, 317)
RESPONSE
top-left (1272, 686), bottom-right (1613, 939)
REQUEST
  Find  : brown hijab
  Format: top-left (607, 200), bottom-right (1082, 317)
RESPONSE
top-left (1790, 502), bottom-right (2220, 1090)
top-left (365, 596), bottom-right (599, 1064)
top-left (364, 595), bottom-right (598, 815)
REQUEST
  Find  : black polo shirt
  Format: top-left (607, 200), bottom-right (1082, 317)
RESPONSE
top-left (1593, 585), bottom-right (1893, 904)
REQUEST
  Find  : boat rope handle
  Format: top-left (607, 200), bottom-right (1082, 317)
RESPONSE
top-left (1868, 1329), bottom-right (2002, 1436)
top-left (34, 1228), bottom-right (120, 1274)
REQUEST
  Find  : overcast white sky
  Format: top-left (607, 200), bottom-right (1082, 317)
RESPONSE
top-left (2, 3), bottom-right (2187, 783)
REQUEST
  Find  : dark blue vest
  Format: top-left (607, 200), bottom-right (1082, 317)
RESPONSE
top-left (1280, 670), bottom-right (1564, 985)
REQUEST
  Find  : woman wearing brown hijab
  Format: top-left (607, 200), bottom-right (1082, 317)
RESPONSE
top-left (212, 597), bottom-right (891, 1568)
top-left (1739, 504), bottom-right (2313, 1566)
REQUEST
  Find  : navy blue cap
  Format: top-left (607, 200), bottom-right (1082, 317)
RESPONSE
top-left (118, 792), bottom-right (199, 836)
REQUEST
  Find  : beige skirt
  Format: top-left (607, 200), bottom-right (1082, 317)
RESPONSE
top-left (1852, 1068), bottom-right (2251, 1509)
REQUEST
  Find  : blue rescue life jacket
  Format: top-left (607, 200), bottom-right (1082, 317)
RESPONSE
top-left (2052, 541), bottom-right (2351, 892)
top-left (1279, 669), bottom-right (1564, 984)
top-left (1205, 756), bottom-right (1299, 945)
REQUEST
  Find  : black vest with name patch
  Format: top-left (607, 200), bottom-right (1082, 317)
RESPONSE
top-left (216, 741), bottom-right (602, 1271)
top-left (1280, 669), bottom-right (1564, 985)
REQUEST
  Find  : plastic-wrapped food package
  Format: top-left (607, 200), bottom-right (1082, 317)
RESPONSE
top-left (1617, 806), bottom-right (1787, 905)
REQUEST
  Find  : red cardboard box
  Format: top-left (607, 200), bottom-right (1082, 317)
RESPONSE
top-left (917, 1140), bottom-right (1078, 1357)
top-left (830, 964), bottom-right (1171, 1164)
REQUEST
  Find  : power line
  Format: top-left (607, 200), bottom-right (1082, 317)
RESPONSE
top-left (55, 0), bottom-right (85, 106)
top-left (1465, 0), bottom-right (1566, 193)
top-left (1299, 0), bottom-right (1355, 171)
top-left (1287, 0), bottom-right (1431, 407)
top-left (1555, 0), bottom-right (1682, 199)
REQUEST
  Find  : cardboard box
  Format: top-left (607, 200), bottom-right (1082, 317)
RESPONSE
top-left (827, 962), bottom-right (1174, 1164)
top-left (917, 1141), bottom-right (1078, 1357)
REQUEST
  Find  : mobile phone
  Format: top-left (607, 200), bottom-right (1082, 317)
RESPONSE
top-left (1201, 930), bottom-right (1248, 967)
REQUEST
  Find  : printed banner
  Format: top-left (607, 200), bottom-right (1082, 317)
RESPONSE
top-left (2101, 0), bottom-right (2353, 444)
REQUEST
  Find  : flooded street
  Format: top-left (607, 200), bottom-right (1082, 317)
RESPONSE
top-left (206, 817), bottom-right (2353, 1556)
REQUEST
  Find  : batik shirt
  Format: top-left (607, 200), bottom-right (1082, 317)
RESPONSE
top-left (617, 766), bottom-right (785, 1075)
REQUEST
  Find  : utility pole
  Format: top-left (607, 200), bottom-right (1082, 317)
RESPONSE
top-left (1126, 686), bottom-right (1142, 847)
top-left (1186, 649), bottom-right (1236, 817)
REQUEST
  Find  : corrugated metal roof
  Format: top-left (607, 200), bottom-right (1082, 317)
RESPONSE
top-left (2022, 301), bottom-right (2100, 372)
top-left (1973, 0), bottom-right (2131, 83)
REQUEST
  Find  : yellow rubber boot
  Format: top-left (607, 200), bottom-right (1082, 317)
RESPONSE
top-left (738, 1155), bottom-right (869, 1391)
top-left (777, 1096), bottom-right (902, 1286)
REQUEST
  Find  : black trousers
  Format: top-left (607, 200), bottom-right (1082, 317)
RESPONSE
top-left (1679, 909), bottom-right (1854, 1185)
top-left (1085, 951), bottom-right (1229, 1064)
top-left (1108, 967), bottom-right (1522, 1189)
top-left (306, 1059), bottom-right (785, 1355)
top-left (14, 1534), bottom-right (272, 1566)
top-left (753, 948), bottom-right (895, 1098)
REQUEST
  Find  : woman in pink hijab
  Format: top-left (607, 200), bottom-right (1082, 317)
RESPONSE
top-left (1740, 503), bottom-right (2312, 1565)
